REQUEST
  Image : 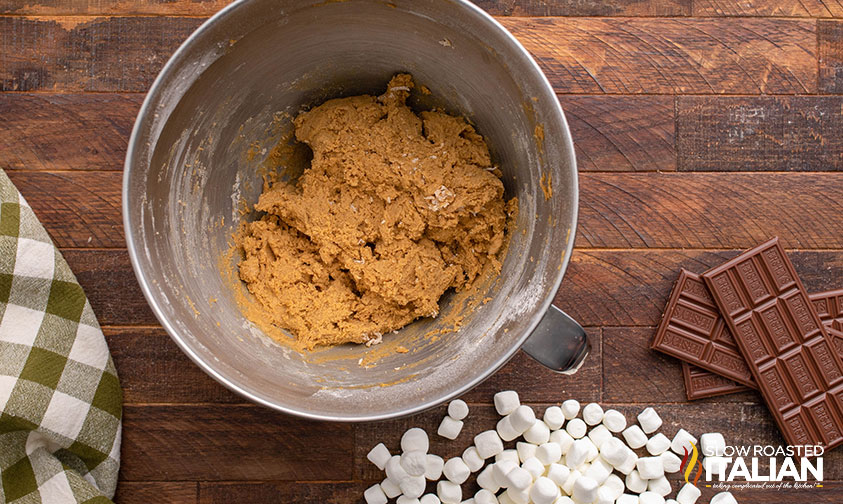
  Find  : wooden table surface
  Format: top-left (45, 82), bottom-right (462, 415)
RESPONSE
top-left (3, 0), bottom-right (843, 502)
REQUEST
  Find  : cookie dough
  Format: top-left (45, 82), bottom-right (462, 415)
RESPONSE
top-left (237, 74), bottom-right (515, 350)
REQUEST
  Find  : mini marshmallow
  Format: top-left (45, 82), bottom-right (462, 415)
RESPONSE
top-left (494, 390), bottom-right (521, 416)
top-left (509, 405), bottom-right (537, 433)
top-left (425, 454), bottom-right (444, 480)
top-left (710, 492), bottom-right (738, 504)
top-left (530, 476), bottom-right (560, 504)
top-left (444, 457), bottom-right (470, 484)
top-left (572, 475), bottom-right (599, 504)
top-left (566, 418), bottom-right (587, 439)
top-left (506, 466), bottom-right (532, 491)
top-left (386, 456), bottom-right (409, 484)
top-left (622, 425), bottom-right (648, 449)
top-left (666, 501), bottom-right (678, 504)
top-left (646, 433), bottom-right (671, 455)
top-left (703, 456), bottom-right (730, 479)
top-left (638, 492), bottom-right (666, 504)
top-left (492, 459), bottom-right (518, 487)
top-left (462, 447), bottom-right (484, 473)
top-left (601, 474), bottom-right (625, 501)
top-left (626, 469), bottom-right (648, 493)
top-left (581, 437), bottom-right (599, 462)
top-left (536, 442), bottom-right (563, 465)
top-left (561, 399), bottom-right (580, 420)
top-left (368, 443), bottom-right (392, 470)
top-left (497, 492), bottom-right (516, 504)
top-left (550, 429), bottom-right (574, 454)
top-left (420, 495), bottom-right (440, 504)
top-left (583, 458), bottom-right (613, 485)
top-left (438, 416), bottom-right (464, 440)
top-left (437, 480), bottom-right (462, 504)
top-left (496, 416), bottom-right (521, 442)
top-left (448, 399), bottom-right (469, 421)
top-left (475, 430), bottom-right (504, 459)
top-left (615, 446), bottom-right (639, 475)
top-left (566, 438), bottom-right (592, 468)
top-left (587, 424), bottom-right (612, 449)
top-left (402, 428), bottom-right (430, 453)
top-left (676, 483), bottom-right (701, 504)
top-left (595, 486), bottom-right (617, 504)
top-left (365, 484), bottom-right (388, 504)
top-left (599, 437), bottom-right (628, 467)
top-left (561, 469), bottom-right (582, 495)
top-left (547, 463), bottom-right (571, 487)
top-left (506, 487), bottom-right (530, 504)
top-left (474, 489), bottom-right (498, 504)
top-left (543, 406), bottom-right (565, 430)
top-left (401, 475), bottom-right (426, 498)
top-left (648, 475), bottom-right (672, 496)
top-left (601, 409), bottom-right (627, 433)
top-left (700, 432), bottom-right (726, 457)
top-left (496, 449), bottom-right (519, 464)
top-left (637, 407), bottom-right (663, 434)
top-left (461, 499), bottom-right (475, 504)
top-left (396, 496), bottom-right (420, 504)
top-left (402, 451), bottom-right (428, 476)
top-left (381, 478), bottom-right (403, 498)
top-left (516, 441), bottom-right (537, 463)
top-left (582, 403), bottom-right (604, 426)
top-left (661, 451), bottom-right (682, 473)
top-left (555, 498), bottom-right (575, 504)
top-left (636, 456), bottom-right (665, 480)
top-left (671, 429), bottom-right (698, 456)
top-left (477, 465), bottom-right (501, 492)
top-left (617, 495), bottom-right (640, 504)
top-left (524, 420), bottom-right (551, 445)
top-left (522, 457), bottom-right (545, 480)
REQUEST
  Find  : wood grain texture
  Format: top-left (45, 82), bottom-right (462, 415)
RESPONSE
top-left (820, 20), bottom-right (843, 93)
top-left (473, 0), bottom-right (690, 16)
top-left (198, 482), bottom-right (366, 504)
top-left (0, 0), bottom-right (230, 15)
top-left (559, 95), bottom-right (675, 172)
top-left (108, 327), bottom-right (601, 405)
top-left (0, 93), bottom-right (141, 171)
top-left (120, 405), bottom-right (353, 481)
top-left (0, 16), bottom-right (203, 92)
top-left (499, 17), bottom-right (816, 94)
top-left (13, 171), bottom-right (843, 250)
top-left (6, 171), bottom-right (123, 247)
top-left (114, 482), bottom-right (197, 504)
top-left (694, 0), bottom-right (843, 17)
top-left (677, 96), bottom-right (843, 171)
top-left (62, 249), bottom-right (157, 326)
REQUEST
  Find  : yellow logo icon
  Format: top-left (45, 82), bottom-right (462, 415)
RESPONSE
top-left (681, 442), bottom-right (703, 487)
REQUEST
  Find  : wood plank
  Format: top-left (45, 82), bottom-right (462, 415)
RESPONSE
top-left (499, 17), bottom-right (816, 94)
top-left (115, 482), bottom-right (197, 504)
top-left (62, 249), bottom-right (158, 326)
top-left (6, 171), bottom-right (123, 248)
top-left (0, 16), bottom-right (203, 92)
top-left (198, 482), bottom-right (366, 504)
top-left (14, 171), bottom-right (843, 250)
top-left (107, 327), bottom-right (600, 405)
top-left (677, 96), bottom-right (843, 171)
top-left (556, 249), bottom-right (843, 327)
top-left (694, 0), bottom-right (843, 17)
top-left (474, 0), bottom-right (690, 16)
top-left (0, 0), bottom-right (230, 16)
top-left (560, 95), bottom-right (675, 172)
top-left (0, 93), bottom-right (672, 173)
top-left (120, 405), bottom-right (353, 481)
top-left (0, 93), bottom-right (141, 171)
top-left (820, 20), bottom-right (843, 93)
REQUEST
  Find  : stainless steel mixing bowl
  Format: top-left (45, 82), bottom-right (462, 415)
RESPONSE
top-left (124, 0), bottom-right (587, 421)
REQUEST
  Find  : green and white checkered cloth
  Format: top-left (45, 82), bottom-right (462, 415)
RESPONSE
top-left (0, 169), bottom-right (121, 503)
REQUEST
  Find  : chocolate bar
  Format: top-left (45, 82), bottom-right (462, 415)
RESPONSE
top-left (703, 238), bottom-right (843, 450)
top-left (651, 269), bottom-right (755, 387)
top-left (813, 289), bottom-right (843, 335)
top-left (681, 361), bottom-right (750, 400)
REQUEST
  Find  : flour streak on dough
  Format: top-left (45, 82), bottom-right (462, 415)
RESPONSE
top-left (235, 74), bottom-right (516, 350)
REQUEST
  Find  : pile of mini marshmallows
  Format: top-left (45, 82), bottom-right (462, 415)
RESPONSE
top-left (363, 391), bottom-right (739, 504)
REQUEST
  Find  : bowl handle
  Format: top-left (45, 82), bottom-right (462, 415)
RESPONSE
top-left (521, 305), bottom-right (590, 374)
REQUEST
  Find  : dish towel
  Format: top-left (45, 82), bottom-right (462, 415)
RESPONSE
top-left (0, 169), bottom-right (121, 503)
